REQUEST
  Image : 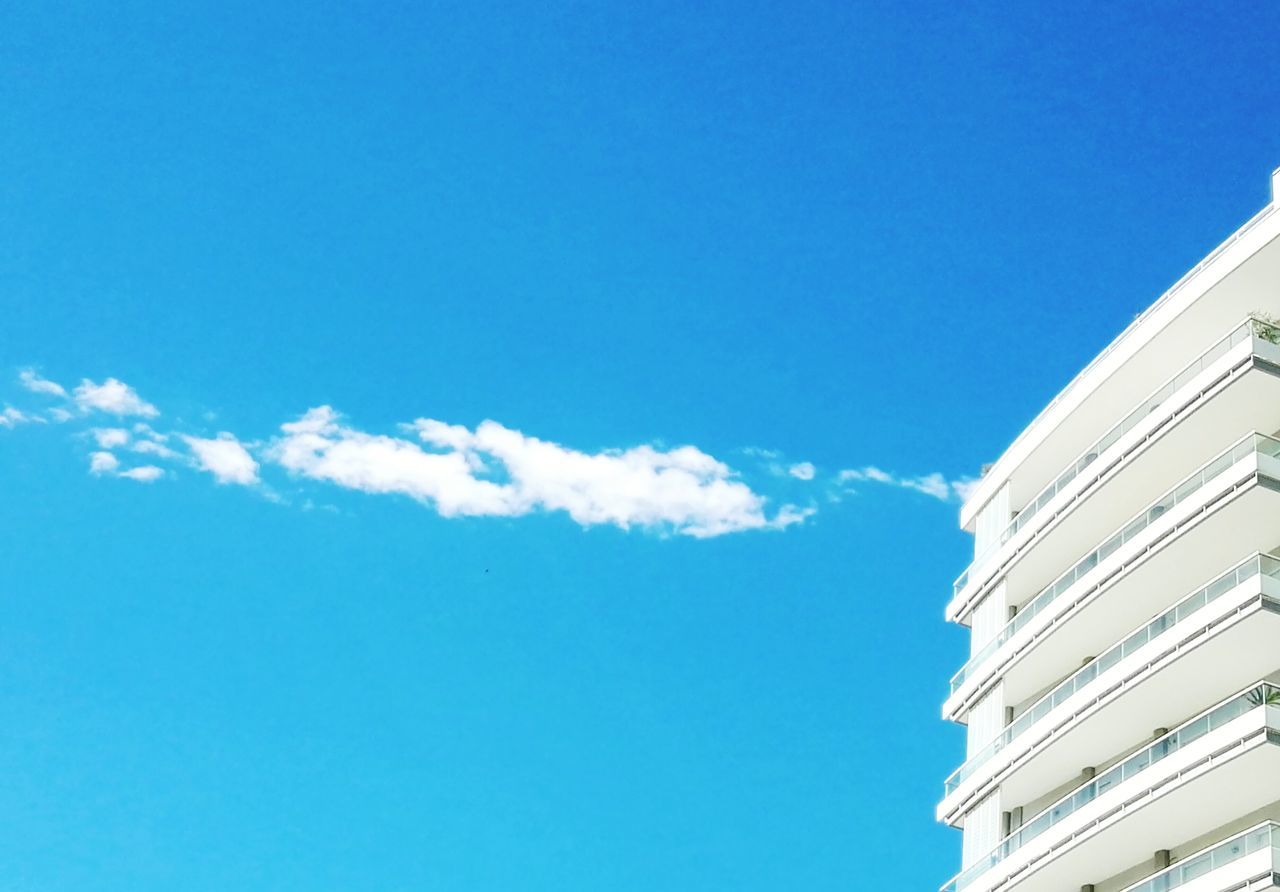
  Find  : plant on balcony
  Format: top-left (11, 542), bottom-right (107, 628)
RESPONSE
top-left (1250, 313), bottom-right (1280, 344)
top-left (1246, 686), bottom-right (1280, 707)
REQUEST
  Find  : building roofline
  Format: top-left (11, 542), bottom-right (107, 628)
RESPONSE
top-left (959, 171), bottom-right (1280, 530)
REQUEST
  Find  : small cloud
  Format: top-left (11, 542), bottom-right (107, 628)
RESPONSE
top-left (118, 465), bottom-right (164, 483)
top-left (125, 425), bottom-right (178, 458)
top-left (952, 477), bottom-right (981, 502)
top-left (92, 428), bottom-right (130, 449)
top-left (772, 504), bottom-right (817, 527)
top-left (899, 472), bottom-right (951, 500)
top-left (89, 451), bottom-right (120, 475)
top-left (837, 465), bottom-right (972, 502)
top-left (73, 378), bottom-right (159, 417)
top-left (757, 456), bottom-right (816, 481)
top-left (89, 448), bottom-right (164, 483)
top-left (132, 439), bottom-right (179, 460)
top-left (301, 498), bottom-right (340, 514)
top-left (788, 462), bottom-right (816, 481)
top-left (48, 408), bottom-right (74, 423)
top-left (840, 466), bottom-right (893, 485)
top-left (183, 432), bottom-right (260, 485)
top-left (19, 369), bottom-right (67, 398)
top-left (0, 406), bottom-right (31, 428)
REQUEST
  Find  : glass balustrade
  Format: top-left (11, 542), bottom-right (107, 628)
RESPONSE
top-left (943, 554), bottom-right (1280, 794)
top-left (1121, 821), bottom-right (1280, 892)
top-left (953, 317), bottom-right (1280, 598)
top-left (949, 431), bottom-right (1280, 698)
top-left (943, 683), bottom-right (1280, 892)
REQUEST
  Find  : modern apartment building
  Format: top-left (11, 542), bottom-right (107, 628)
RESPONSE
top-left (940, 165), bottom-right (1280, 892)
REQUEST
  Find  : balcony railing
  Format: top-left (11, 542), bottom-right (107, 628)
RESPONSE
top-left (1121, 821), bottom-right (1280, 892)
top-left (948, 431), bottom-right (1280, 699)
top-left (943, 553), bottom-right (1280, 795)
top-left (953, 316), bottom-right (1279, 598)
top-left (943, 683), bottom-right (1280, 892)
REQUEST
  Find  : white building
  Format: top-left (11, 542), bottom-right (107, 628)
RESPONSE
top-left (940, 165), bottom-right (1280, 892)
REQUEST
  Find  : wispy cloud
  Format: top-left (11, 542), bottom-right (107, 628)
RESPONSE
top-left (129, 424), bottom-right (179, 459)
top-left (73, 378), bottom-right (159, 417)
top-left (90, 425), bottom-right (181, 460)
top-left (951, 478), bottom-right (982, 502)
top-left (133, 439), bottom-right (179, 459)
top-left (759, 456), bottom-right (819, 482)
top-left (87, 449), bottom-right (163, 483)
top-left (118, 465), bottom-right (164, 482)
top-left (92, 428), bottom-right (131, 449)
top-left (837, 466), bottom-right (976, 502)
top-left (0, 406), bottom-right (33, 428)
top-left (184, 433), bottom-right (260, 485)
top-left (8, 367), bottom-right (977, 535)
top-left (19, 369), bottom-right (67, 398)
top-left (88, 451), bottom-right (120, 475)
top-left (19, 370), bottom-right (162, 420)
top-left (787, 462), bottom-right (816, 481)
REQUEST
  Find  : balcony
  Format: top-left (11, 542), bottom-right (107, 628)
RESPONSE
top-left (946, 433), bottom-right (1280, 721)
top-left (1119, 821), bottom-right (1280, 892)
top-left (943, 684), bottom-right (1280, 892)
top-left (950, 318), bottom-right (1280, 624)
top-left (939, 554), bottom-right (1280, 824)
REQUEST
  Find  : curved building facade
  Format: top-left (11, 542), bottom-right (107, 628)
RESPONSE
top-left (941, 165), bottom-right (1280, 892)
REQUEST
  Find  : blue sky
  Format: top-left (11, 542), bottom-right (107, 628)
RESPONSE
top-left (2, 3), bottom-right (1280, 889)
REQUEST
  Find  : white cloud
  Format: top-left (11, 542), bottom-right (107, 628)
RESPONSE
top-left (899, 472), bottom-right (951, 500)
top-left (73, 378), bottom-right (159, 417)
top-left (125, 424), bottom-right (179, 458)
top-left (788, 461), bottom-right (816, 481)
top-left (118, 465), bottom-right (164, 482)
top-left (183, 433), bottom-right (260, 485)
top-left (132, 439), bottom-right (179, 459)
top-left (89, 451), bottom-right (120, 475)
top-left (271, 407), bottom-right (521, 517)
top-left (92, 428), bottom-right (130, 449)
top-left (16, 364), bottom-right (824, 537)
top-left (413, 418), bottom-right (476, 452)
top-left (841, 466), bottom-right (892, 485)
top-left (19, 369), bottom-right (67, 397)
top-left (0, 406), bottom-right (31, 428)
top-left (88, 448), bottom-right (164, 482)
top-left (838, 465), bottom-right (972, 502)
top-left (267, 407), bottom-right (806, 537)
top-left (952, 477), bottom-right (982, 502)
